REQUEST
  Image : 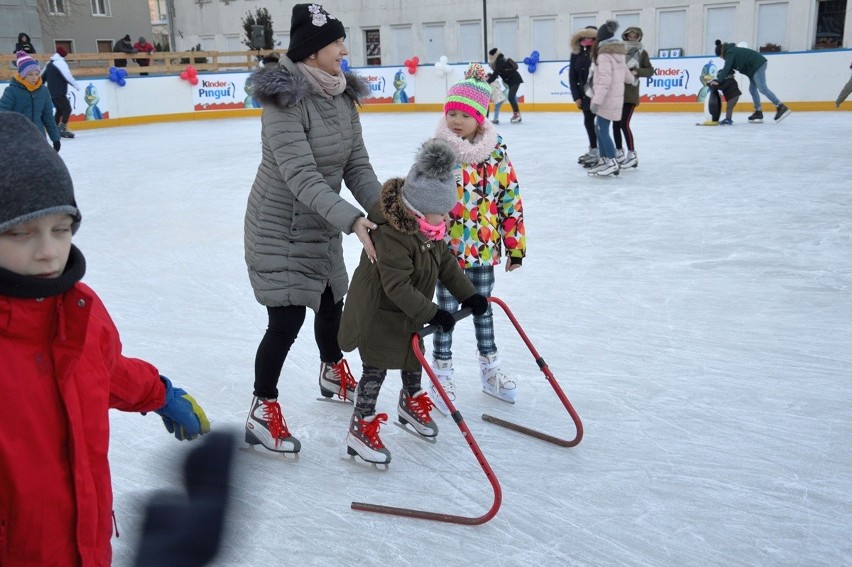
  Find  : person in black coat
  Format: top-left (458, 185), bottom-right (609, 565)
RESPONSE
top-left (113, 34), bottom-right (137, 68)
top-left (14, 32), bottom-right (36, 55)
top-left (569, 26), bottom-right (598, 165)
top-left (486, 48), bottom-right (524, 123)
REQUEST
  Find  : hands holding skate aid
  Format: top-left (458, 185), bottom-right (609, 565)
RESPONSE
top-left (154, 376), bottom-right (211, 440)
top-left (428, 294), bottom-right (489, 332)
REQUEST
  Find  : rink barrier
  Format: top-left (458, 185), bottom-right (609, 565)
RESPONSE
top-left (3, 48), bottom-right (848, 130)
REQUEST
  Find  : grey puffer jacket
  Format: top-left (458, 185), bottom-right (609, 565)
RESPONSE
top-left (244, 57), bottom-right (381, 310)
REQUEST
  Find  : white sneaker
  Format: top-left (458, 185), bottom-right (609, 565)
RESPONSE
top-left (245, 397), bottom-right (301, 453)
top-left (478, 351), bottom-right (517, 403)
top-left (428, 359), bottom-right (456, 415)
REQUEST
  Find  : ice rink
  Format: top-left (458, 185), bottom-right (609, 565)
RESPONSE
top-left (54, 109), bottom-right (851, 566)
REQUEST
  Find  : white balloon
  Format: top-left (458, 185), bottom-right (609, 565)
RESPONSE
top-left (737, 41), bottom-right (748, 48)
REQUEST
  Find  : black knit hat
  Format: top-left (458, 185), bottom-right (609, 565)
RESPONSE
top-left (714, 39), bottom-right (724, 56)
top-left (597, 20), bottom-right (619, 43)
top-left (286, 3), bottom-right (346, 63)
top-left (0, 111), bottom-right (81, 234)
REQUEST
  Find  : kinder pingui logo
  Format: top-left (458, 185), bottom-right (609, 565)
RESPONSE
top-left (646, 67), bottom-right (689, 91)
top-left (365, 75), bottom-right (387, 94)
top-left (198, 80), bottom-right (237, 100)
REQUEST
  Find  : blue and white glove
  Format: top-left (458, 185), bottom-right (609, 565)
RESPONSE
top-left (155, 376), bottom-right (210, 441)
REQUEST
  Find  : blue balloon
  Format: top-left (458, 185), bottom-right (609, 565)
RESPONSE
top-left (527, 63), bottom-right (537, 74)
top-left (341, 58), bottom-right (350, 72)
top-left (117, 78), bottom-right (126, 87)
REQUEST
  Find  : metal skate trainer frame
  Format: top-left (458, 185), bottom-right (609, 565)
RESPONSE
top-left (481, 297), bottom-right (583, 447)
top-left (351, 307), bottom-right (503, 525)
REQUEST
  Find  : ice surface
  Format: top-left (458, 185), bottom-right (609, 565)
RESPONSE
top-left (56, 110), bottom-right (851, 566)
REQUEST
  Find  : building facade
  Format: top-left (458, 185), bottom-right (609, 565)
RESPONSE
top-left (168, 0), bottom-right (849, 65)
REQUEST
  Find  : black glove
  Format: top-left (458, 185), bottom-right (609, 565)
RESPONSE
top-left (53, 140), bottom-right (61, 152)
top-left (429, 309), bottom-right (456, 332)
top-left (461, 294), bottom-right (488, 316)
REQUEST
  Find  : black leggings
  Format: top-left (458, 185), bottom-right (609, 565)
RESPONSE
top-left (52, 96), bottom-right (72, 125)
top-left (253, 286), bottom-right (343, 399)
top-left (581, 97), bottom-right (596, 148)
top-left (507, 83), bottom-right (520, 113)
top-left (354, 365), bottom-right (422, 417)
top-left (613, 103), bottom-right (636, 151)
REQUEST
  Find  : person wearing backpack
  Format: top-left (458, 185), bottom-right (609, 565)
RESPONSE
top-left (487, 48), bottom-right (524, 123)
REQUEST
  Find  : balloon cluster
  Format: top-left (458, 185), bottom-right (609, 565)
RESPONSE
top-left (523, 50), bottom-right (540, 74)
top-left (179, 65), bottom-right (199, 86)
top-left (404, 56), bottom-right (419, 74)
top-left (108, 66), bottom-right (128, 87)
top-left (434, 55), bottom-right (452, 77)
top-left (341, 58), bottom-right (350, 72)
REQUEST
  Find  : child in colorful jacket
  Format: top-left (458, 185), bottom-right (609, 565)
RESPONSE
top-left (0, 110), bottom-right (210, 566)
top-left (429, 63), bottom-right (527, 414)
top-left (0, 51), bottom-right (61, 150)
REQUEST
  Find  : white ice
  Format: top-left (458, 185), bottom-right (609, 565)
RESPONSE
top-left (56, 109), bottom-right (852, 566)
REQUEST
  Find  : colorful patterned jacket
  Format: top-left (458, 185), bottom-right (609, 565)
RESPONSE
top-left (434, 119), bottom-right (526, 268)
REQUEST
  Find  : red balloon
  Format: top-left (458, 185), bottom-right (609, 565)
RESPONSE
top-left (180, 71), bottom-right (189, 80)
top-left (189, 76), bottom-right (199, 85)
top-left (412, 56), bottom-right (419, 65)
top-left (187, 66), bottom-right (198, 77)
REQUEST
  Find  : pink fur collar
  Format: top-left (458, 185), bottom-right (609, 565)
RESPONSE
top-left (434, 118), bottom-right (498, 164)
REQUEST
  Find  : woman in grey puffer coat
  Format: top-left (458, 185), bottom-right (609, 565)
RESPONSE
top-left (243, 3), bottom-right (382, 455)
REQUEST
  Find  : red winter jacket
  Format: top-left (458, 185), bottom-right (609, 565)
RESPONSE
top-left (0, 282), bottom-right (166, 566)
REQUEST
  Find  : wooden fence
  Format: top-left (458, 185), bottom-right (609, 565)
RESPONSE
top-left (0, 49), bottom-right (278, 81)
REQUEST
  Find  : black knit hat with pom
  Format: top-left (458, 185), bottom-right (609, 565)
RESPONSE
top-left (597, 20), bottom-right (619, 43)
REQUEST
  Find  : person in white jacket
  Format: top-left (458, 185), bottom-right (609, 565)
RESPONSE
top-left (41, 47), bottom-right (80, 138)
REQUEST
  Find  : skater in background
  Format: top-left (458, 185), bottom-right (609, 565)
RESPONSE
top-left (486, 48), bottom-right (524, 123)
top-left (0, 110), bottom-right (209, 566)
top-left (713, 39), bottom-right (790, 123)
top-left (41, 46), bottom-right (81, 139)
top-left (430, 63), bottom-right (527, 413)
top-left (243, 3), bottom-right (382, 455)
top-left (489, 75), bottom-right (508, 124)
top-left (836, 60), bottom-right (852, 108)
top-left (339, 138), bottom-right (485, 464)
top-left (0, 51), bottom-right (61, 151)
top-left (586, 21), bottom-right (635, 177)
top-left (613, 26), bottom-right (654, 169)
top-left (569, 26), bottom-right (599, 167)
top-left (705, 71), bottom-right (741, 125)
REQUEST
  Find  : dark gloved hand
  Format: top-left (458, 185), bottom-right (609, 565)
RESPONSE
top-left (154, 376), bottom-right (211, 441)
top-left (461, 294), bottom-right (488, 316)
top-left (429, 309), bottom-right (456, 332)
top-left (53, 140), bottom-right (61, 152)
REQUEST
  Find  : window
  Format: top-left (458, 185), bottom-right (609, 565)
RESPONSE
top-left (424, 23), bottom-right (444, 64)
top-left (96, 40), bottom-right (113, 53)
top-left (274, 33), bottom-right (289, 51)
top-left (571, 14), bottom-right (596, 33)
top-left (814, 0), bottom-right (846, 49)
top-left (365, 29), bottom-right (381, 65)
top-left (531, 17), bottom-right (556, 60)
top-left (492, 18), bottom-right (519, 59)
top-left (615, 12), bottom-right (640, 33)
top-left (391, 25), bottom-right (413, 66)
top-left (459, 21), bottom-right (482, 63)
top-left (91, 0), bottom-right (110, 17)
top-left (54, 40), bottom-right (73, 54)
top-left (706, 5), bottom-right (737, 55)
top-left (47, 0), bottom-right (66, 15)
top-left (756, 2), bottom-right (788, 52)
top-left (657, 9), bottom-right (687, 56)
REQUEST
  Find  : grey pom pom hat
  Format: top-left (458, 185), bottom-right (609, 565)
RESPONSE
top-left (400, 138), bottom-right (458, 216)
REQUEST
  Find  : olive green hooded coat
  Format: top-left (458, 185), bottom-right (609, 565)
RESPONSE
top-left (339, 177), bottom-right (477, 372)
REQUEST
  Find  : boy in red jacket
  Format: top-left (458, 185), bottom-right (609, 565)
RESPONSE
top-left (0, 110), bottom-right (210, 566)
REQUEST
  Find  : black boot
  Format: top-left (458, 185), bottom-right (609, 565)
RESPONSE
top-left (59, 123), bottom-right (75, 139)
